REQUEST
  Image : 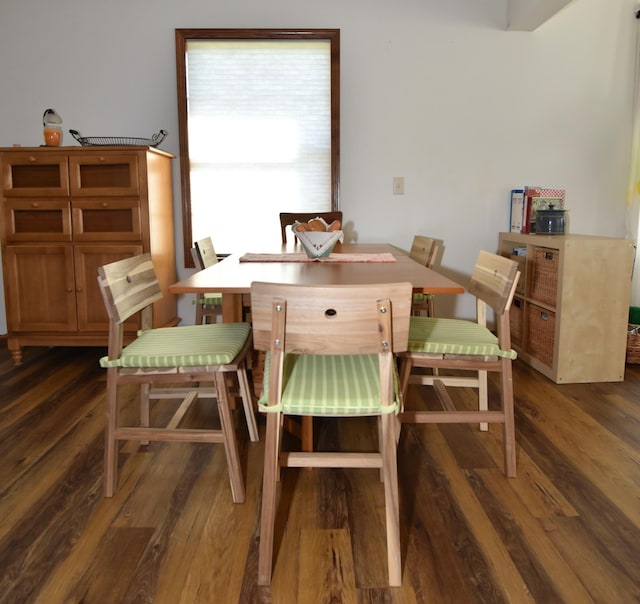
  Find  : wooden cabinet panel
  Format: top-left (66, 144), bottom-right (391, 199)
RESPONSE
top-left (4, 199), bottom-right (72, 242)
top-left (75, 244), bottom-right (143, 331)
top-left (69, 153), bottom-right (140, 196)
top-left (499, 233), bottom-right (634, 383)
top-left (1, 152), bottom-right (70, 197)
top-left (4, 245), bottom-right (77, 332)
top-left (0, 146), bottom-right (177, 365)
top-left (72, 198), bottom-right (142, 241)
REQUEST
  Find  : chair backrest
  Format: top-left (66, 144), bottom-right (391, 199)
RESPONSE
top-left (190, 246), bottom-right (202, 269)
top-left (468, 251), bottom-right (520, 348)
top-left (279, 211), bottom-right (343, 244)
top-left (251, 281), bottom-right (412, 355)
top-left (97, 253), bottom-right (162, 325)
top-left (409, 235), bottom-right (437, 267)
top-left (194, 237), bottom-right (219, 269)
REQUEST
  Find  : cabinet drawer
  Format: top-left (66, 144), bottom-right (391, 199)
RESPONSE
top-left (530, 247), bottom-right (558, 306)
top-left (4, 199), bottom-right (72, 241)
top-left (527, 303), bottom-right (555, 367)
top-left (72, 199), bottom-right (142, 241)
top-left (69, 153), bottom-right (140, 196)
top-left (1, 152), bottom-right (70, 196)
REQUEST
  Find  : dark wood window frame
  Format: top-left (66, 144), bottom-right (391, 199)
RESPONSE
top-left (175, 28), bottom-right (341, 267)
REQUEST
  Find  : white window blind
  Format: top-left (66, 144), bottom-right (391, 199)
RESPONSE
top-left (186, 39), bottom-right (332, 253)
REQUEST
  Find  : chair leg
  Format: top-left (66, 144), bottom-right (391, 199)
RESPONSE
top-left (214, 372), bottom-right (246, 503)
top-left (398, 356), bottom-right (413, 402)
top-left (426, 295), bottom-right (435, 317)
top-left (140, 383), bottom-right (150, 446)
top-left (380, 413), bottom-right (402, 586)
top-left (478, 369), bottom-right (488, 432)
top-left (258, 412), bottom-right (282, 585)
top-left (237, 365), bottom-right (259, 442)
top-left (501, 361), bottom-right (517, 477)
top-left (195, 295), bottom-right (204, 325)
top-left (103, 369), bottom-right (119, 497)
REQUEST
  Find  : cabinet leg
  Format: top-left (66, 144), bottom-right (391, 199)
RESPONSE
top-left (9, 346), bottom-right (23, 366)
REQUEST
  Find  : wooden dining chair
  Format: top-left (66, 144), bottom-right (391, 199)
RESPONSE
top-left (279, 211), bottom-right (343, 244)
top-left (97, 253), bottom-right (259, 501)
top-left (251, 280), bottom-right (413, 586)
top-left (409, 235), bottom-right (441, 317)
top-left (192, 237), bottom-right (223, 325)
top-left (194, 236), bottom-right (252, 324)
top-left (398, 250), bottom-right (520, 477)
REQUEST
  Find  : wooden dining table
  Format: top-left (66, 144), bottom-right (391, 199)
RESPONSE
top-left (169, 241), bottom-right (465, 452)
top-left (169, 242), bottom-right (465, 322)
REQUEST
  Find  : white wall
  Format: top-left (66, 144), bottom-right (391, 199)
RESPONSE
top-left (0, 0), bottom-right (636, 329)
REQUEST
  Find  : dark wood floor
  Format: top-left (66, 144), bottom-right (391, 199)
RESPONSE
top-left (0, 344), bottom-right (638, 603)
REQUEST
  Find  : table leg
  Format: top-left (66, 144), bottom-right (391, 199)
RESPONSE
top-left (222, 293), bottom-right (243, 322)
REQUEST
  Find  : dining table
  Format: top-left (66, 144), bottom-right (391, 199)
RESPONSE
top-left (169, 241), bottom-right (465, 452)
top-left (169, 241), bottom-right (465, 322)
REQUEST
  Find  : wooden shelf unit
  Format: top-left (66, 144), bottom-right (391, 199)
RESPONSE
top-left (498, 232), bottom-right (634, 383)
top-left (1, 146), bottom-right (178, 365)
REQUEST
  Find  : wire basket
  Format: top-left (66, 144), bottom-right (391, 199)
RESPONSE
top-left (69, 129), bottom-right (167, 147)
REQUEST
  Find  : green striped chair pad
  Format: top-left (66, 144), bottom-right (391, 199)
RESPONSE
top-left (413, 292), bottom-right (434, 302)
top-left (193, 292), bottom-right (223, 306)
top-left (259, 353), bottom-right (400, 416)
top-left (407, 317), bottom-right (517, 359)
top-left (99, 323), bottom-right (251, 368)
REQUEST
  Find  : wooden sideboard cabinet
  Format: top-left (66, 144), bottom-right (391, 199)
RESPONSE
top-left (1, 146), bottom-right (178, 364)
top-left (498, 232), bottom-right (634, 383)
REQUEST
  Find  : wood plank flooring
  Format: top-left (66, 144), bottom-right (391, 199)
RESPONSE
top-left (0, 344), bottom-right (638, 603)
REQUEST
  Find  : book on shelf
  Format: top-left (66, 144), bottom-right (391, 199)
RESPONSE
top-left (509, 189), bottom-right (525, 232)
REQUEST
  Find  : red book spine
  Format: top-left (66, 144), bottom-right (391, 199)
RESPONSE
top-left (522, 187), bottom-right (540, 234)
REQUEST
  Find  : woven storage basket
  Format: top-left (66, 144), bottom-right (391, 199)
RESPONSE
top-left (527, 303), bottom-right (555, 367)
top-left (530, 247), bottom-right (558, 306)
top-left (626, 325), bottom-right (640, 364)
top-left (510, 296), bottom-right (525, 347)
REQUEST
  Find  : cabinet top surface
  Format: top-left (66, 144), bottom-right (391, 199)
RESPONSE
top-left (499, 232), bottom-right (632, 243)
top-left (0, 146), bottom-right (174, 159)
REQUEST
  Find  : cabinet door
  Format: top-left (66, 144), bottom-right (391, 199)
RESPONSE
top-left (74, 244), bottom-right (143, 331)
top-left (69, 153), bottom-right (140, 197)
top-left (4, 199), bottom-right (72, 242)
top-left (72, 199), bottom-right (142, 241)
top-left (1, 152), bottom-right (70, 197)
top-left (3, 245), bottom-right (77, 332)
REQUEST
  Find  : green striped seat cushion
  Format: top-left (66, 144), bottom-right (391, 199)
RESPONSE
top-left (412, 292), bottom-right (434, 302)
top-left (259, 353), bottom-right (400, 416)
top-left (203, 292), bottom-right (222, 305)
top-left (193, 292), bottom-right (223, 306)
top-left (99, 323), bottom-right (250, 368)
top-left (407, 317), bottom-right (517, 359)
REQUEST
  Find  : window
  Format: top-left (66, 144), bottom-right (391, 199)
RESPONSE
top-left (175, 29), bottom-right (340, 265)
